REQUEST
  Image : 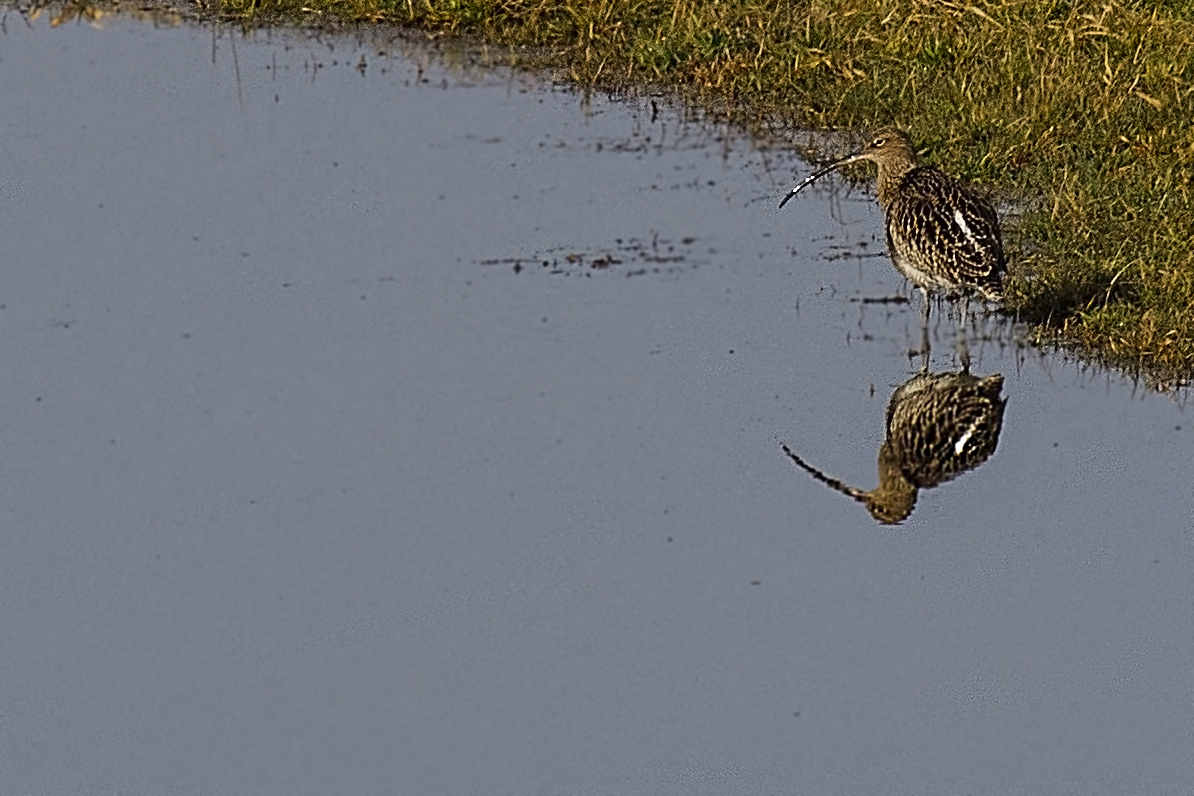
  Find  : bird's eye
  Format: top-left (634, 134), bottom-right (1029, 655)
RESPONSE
top-left (872, 137), bottom-right (886, 147)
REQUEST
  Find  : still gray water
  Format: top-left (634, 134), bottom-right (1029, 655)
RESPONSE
top-left (2, 9), bottom-right (1192, 795)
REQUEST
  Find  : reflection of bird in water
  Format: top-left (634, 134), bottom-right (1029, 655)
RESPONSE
top-left (779, 128), bottom-right (1006, 360)
top-left (783, 369), bottom-right (1007, 524)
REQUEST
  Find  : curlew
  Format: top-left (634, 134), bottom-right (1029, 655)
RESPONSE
top-left (780, 128), bottom-right (1006, 357)
top-left (782, 368), bottom-right (1007, 524)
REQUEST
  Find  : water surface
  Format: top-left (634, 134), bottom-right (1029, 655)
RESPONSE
top-left (1, 11), bottom-right (1191, 795)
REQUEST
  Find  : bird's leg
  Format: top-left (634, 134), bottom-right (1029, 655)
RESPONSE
top-left (955, 294), bottom-right (972, 372)
top-left (956, 327), bottom-right (972, 372)
top-left (918, 287), bottom-right (932, 364)
top-left (956, 295), bottom-right (970, 369)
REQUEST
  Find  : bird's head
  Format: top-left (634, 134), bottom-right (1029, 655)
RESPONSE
top-left (847, 128), bottom-right (918, 170)
top-left (778, 127), bottom-right (918, 209)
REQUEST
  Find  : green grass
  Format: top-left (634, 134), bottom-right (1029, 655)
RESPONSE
top-left (178, 0), bottom-right (1194, 385)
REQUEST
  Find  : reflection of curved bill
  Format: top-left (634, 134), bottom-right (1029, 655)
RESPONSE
top-left (783, 369), bottom-right (1007, 524)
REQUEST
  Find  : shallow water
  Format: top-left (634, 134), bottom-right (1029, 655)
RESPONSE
top-left (2, 10), bottom-right (1191, 795)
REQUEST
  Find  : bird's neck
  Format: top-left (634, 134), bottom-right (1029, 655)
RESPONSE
top-left (867, 442), bottom-right (917, 523)
top-left (875, 162), bottom-right (916, 210)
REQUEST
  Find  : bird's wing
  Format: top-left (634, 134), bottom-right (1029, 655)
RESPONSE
top-left (890, 169), bottom-right (1006, 288)
top-left (887, 374), bottom-right (1007, 487)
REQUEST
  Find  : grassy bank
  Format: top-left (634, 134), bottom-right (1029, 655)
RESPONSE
top-left (197, 0), bottom-right (1194, 384)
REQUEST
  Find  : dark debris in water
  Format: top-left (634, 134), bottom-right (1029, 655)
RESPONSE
top-left (851, 295), bottom-right (910, 305)
top-left (479, 234), bottom-right (703, 278)
top-left (820, 242), bottom-right (884, 263)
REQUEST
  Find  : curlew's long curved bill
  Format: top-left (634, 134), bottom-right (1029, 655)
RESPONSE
top-left (781, 444), bottom-right (868, 502)
top-left (778, 151), bottom-right (866, 209)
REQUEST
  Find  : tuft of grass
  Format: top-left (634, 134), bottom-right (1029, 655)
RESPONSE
top-left (173, 0), bottom-right (1194, 384)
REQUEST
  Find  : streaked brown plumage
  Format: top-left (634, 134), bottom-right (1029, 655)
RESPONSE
top-left (782, 369), bottom-right (1007, 524)
top-left (780, 128), bottom-right (1006, 317)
